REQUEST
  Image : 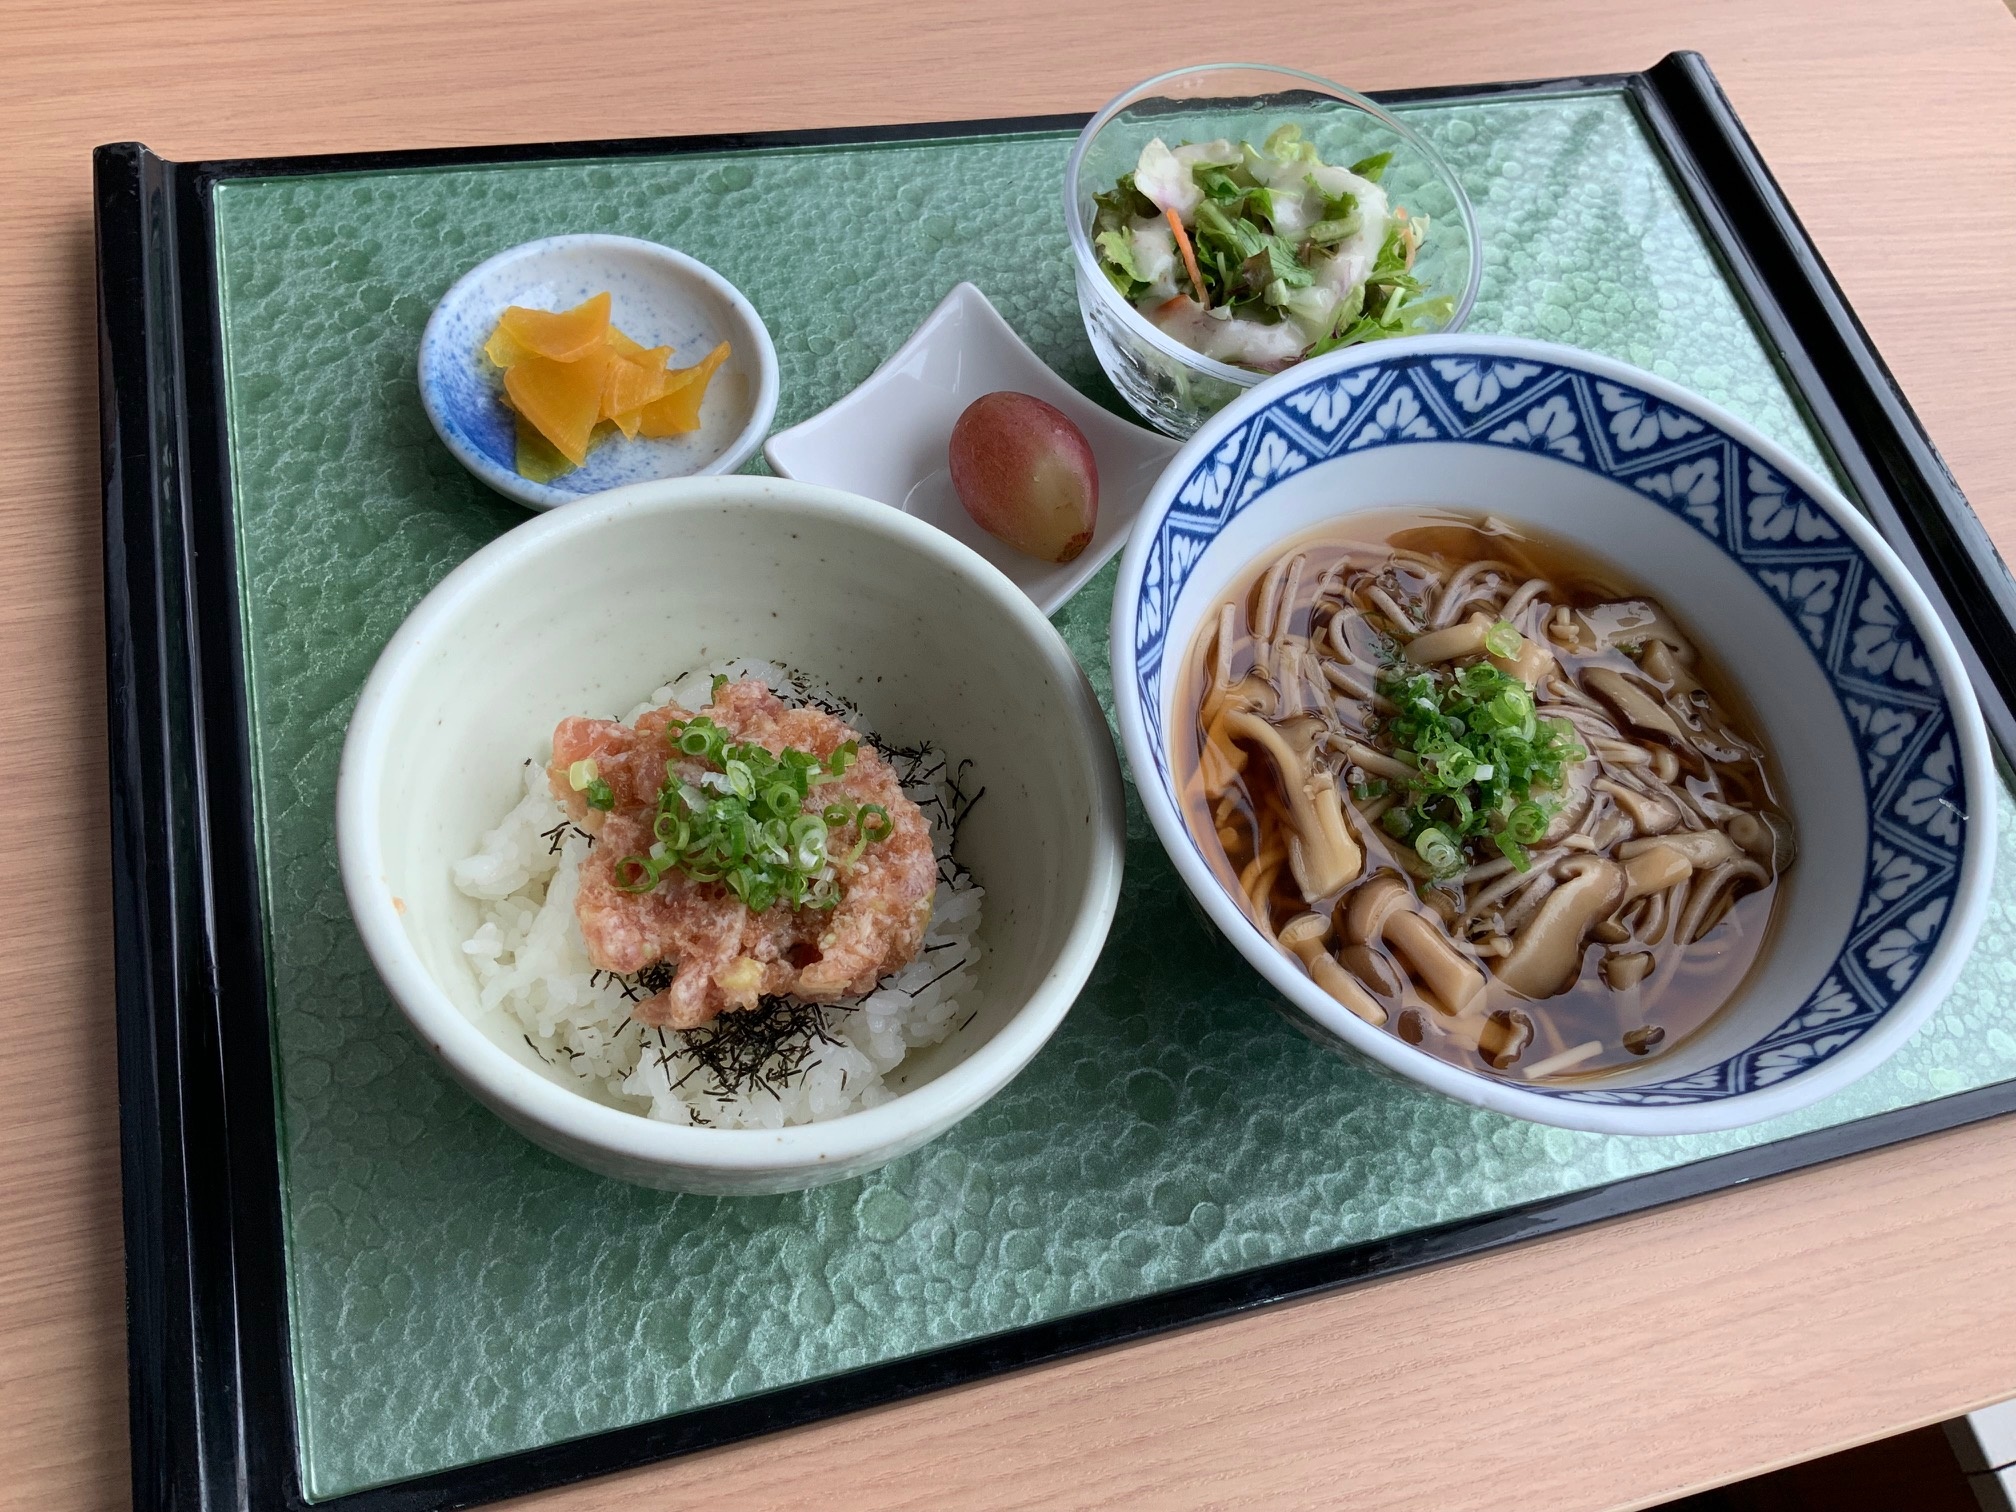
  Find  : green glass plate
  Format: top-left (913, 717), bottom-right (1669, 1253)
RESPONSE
top-left (210, 89), bottom-right (2013, 1499)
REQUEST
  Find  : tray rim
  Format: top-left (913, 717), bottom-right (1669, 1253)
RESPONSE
top-left (94, 50), bottom-right (2016, 1512)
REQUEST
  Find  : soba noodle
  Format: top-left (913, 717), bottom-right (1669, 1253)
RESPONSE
top-left (1179, 512), bottom-right (1793, 1081)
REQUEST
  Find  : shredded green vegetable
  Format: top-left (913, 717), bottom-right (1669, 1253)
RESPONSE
top-left (613, 715), bottom-right (889, 912)
top-left (1091, 124), bottom-right (1452, 364)
top-left (1373, 660), bottom-right (1587, 877)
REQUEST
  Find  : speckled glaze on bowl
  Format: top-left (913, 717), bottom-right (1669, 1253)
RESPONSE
top-left (338, 476), bottom-right (1126, 1192)
top-left (1111, 334), bottom-right (1994, 1134)
top-left (418, 234), bottom-right (780, 509)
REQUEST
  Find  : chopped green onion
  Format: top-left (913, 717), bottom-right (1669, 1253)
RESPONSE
top-left (1432, 747), bottom-right (1479, 787)
top-left (1485, 684), bottom-right (1534, 730)
top-left (711, 673), bottom-right (729, 697)
top-left (1375, 657), bottom-right (1587, 873)
top-left (810, 741), bottom-right (859, 786)
top-left (567, 758), bottom-right (599, 792)
top-left (613, 856), bottom-right (657, 893)
top-left (1414, 826), bottom-right (1462, 876)
top-left (1456, 662), bottom-right (1501, 698)
top-left (614, 715), bottom-right (895, 910)
top-left (1505, 800), bottom-right (1549, 845)
top-left (584, 777), bottom-right (615, 812)
top-left (1483, 620), bottom-right (1523, 659)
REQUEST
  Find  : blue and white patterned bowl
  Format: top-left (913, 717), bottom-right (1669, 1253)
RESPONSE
top-left (419, 234), bottom-right (779, 510)
top-left (1110, 335), bottom-right (1996, 1134)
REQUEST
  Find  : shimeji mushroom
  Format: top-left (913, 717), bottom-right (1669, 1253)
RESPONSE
top-left (1223, 708), bottom-right (1363, 899)
top-left (1583, 667), bottom-right (1692, 748)
top-left (1619, 838), bottom-right (1693, 903)
top-left (1404, 612), bottom-right (1492, 666)
top-left (1487, 630), bottom-right (1555, 688)
top-left (1619, 830), bottom-right (1738, 869)
top-left (1540, 758), bottom-right (1598, 844)
top-left (1340, 874), bottom-right (1486, 1018)
top-left (1496, 856), bottom-right (1626, 999)
top-left (1278, 912), bottom-right (1387, 1026)
top-left (1725, 809), bottom-right (1797, 869)
top-left (1601, 950), bottom-right (1655, 990)
top-left (1404, 612), bottom-right (1552, 686)
top-left (1594, 776), bottom-right (1680, 837)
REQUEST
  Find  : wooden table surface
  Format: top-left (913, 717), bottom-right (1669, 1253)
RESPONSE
top-left (8, 1), bottom-right (2016, 1508)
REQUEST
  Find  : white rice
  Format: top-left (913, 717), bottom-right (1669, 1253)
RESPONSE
top-left (452, 658), bottom-right (985, 1128)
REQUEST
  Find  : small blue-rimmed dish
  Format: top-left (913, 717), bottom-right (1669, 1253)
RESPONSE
top-left (419, 234), bottom-right (780, 510)
top-left (1111, 334), bottom-right (1995, 1135)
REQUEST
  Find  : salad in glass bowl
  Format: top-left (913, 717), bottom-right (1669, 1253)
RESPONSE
top-left (1065, 63), bottom-right (1479, 437)
top-left (1092, 125), bottom-right (1445, 372)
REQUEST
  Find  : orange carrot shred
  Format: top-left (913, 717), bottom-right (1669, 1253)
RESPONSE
top-left (1166, 207), bottom-right (1209, 308)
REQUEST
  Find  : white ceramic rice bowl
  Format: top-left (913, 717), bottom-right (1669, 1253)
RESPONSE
top-left (1111, 335), bottom-right (1995, 1135)
top-left (339, 476), bottom-right (1126, 1192)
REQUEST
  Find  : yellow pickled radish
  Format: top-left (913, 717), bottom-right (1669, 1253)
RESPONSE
top-left (482, 293), bottom-right (728, 477)
top-left (483, 324), bottom-right (534, 369)
top-left (604, 325), bottom-right (665, 361)
top-left (637, 342), bottom-right (731, 438)
top-left (503, 347), bottom-right (614, 466)
top-left (592, 348), bottom-right (673, 431)
top-left (495, 291), bottom-right (611, 362)
top-left (512, 411), bottom-right (574, 484)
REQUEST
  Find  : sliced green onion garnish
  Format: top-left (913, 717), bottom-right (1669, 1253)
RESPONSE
top-left (567, 758), bottom-right (599, 792)
top-left (1483, 620), bottom-right (1523, 659)
top-left (617, 716), bottom-right (894, 904)
top-left (1374, 657), bottom-right (1587, 874)
top-left (858, 804), bottom-right (893, 843)
top-left (1505, 800), bottom-right (1549, 845)
top-left (584, 777), bottom-right (615, 812)
top-left (1457, 662), bottom-right (1501, 698)
top-left (1414, 826), bottom-right (1462, 876)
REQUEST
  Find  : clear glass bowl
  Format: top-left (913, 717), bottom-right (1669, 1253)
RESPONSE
top-left (1064, 63), bottom-right (1482, 437)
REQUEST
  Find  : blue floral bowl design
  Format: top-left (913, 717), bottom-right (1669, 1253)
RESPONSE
top-left (1110, 335), bottom-right (1995, 1134)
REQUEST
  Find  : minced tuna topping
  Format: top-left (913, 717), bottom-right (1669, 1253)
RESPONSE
top-left (548, 678), bottom-right (937, 1029)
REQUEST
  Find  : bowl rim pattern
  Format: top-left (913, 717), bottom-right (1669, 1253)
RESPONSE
top-left (1111, 333), bottom-right (1995, 1132)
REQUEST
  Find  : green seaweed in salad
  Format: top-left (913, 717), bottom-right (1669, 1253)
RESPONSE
top-left (1091, 125), bottom-right (1451, 370)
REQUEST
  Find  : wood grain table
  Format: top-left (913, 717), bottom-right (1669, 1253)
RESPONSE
top-left (8, 1), bottom-right (2016, 1508)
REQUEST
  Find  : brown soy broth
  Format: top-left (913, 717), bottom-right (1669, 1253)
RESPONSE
top-left (1176, 510), bottom-right (1789, 1083)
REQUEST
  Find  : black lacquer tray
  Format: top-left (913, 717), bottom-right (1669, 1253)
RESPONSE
top-left (96, 51), bottom-right (2016, 1512)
